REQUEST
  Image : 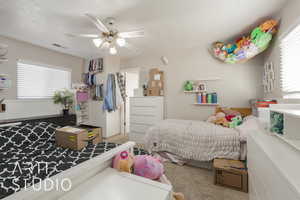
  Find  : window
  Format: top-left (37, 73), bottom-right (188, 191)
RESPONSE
top-left (280, 24), bottom-right (300, 99)
top-left (17, 61), bottom-right (71, 99)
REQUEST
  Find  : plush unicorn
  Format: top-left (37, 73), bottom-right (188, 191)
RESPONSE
top-left (133, 155), bottom-right (164, 180)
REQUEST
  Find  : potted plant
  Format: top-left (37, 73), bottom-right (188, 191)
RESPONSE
top-left (53, 89), bottom-right (74, 116)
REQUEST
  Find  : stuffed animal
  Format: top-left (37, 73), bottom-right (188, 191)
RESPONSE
top-left (259, 19), bottom-right (278, 33)
top-left (214, 117), bottom-right (229, 127)
top-left (173, 192), bottom-right (185, 200)
top-left (229, 115), bottom-right (243, 128)
top-left (133, 155), bottom-right (164, 180)
top-left (112, 151), bottom-right (134, 173)
top-left (215, 112), bottom-right (226, 119)
top-left (210, 19), bottom-right (278, 64)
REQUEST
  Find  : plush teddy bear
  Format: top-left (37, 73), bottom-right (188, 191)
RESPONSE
top-left (214, 117), bottom-right (229, 127)
top-left (173, 192), bottom-right (185, 200)
top-left (259, 20), bottom-right (278, 33)
top-left (112, 151), bottom-right (134, 173)
top-left (207, 112), bottom-right (230, 127)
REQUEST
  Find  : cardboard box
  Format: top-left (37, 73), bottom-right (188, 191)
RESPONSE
top-left (55, 126), bottom-right (89, 150)
top-left (213, 159), bottom-right (248, 193)
top-left (149, 68), bottom-right (164, 82)
top-left (147, 68), bottom-right (164, 96)
top-left (78, 125), bottom-right (102, 145)
top-left (147, 87), bottom-right (164, 96)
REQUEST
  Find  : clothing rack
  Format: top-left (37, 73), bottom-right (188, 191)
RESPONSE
top-left (88, 58), bottom-right (103, 73)
top-left (72, 84), bottom-right (89, 125)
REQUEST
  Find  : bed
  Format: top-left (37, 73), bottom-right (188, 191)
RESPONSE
top-left (144, 107), bottom-right (262, 163)
top-left (0, 122), bottom-right (147, 200)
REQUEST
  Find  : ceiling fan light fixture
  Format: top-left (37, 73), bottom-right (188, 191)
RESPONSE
top-left (93, 38), bottom-right (103, 48)
top-left (116, 38), bottom-right (126, 47)
top-left (109, 47), bottom-right (117, 55)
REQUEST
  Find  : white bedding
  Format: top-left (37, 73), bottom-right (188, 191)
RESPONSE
top-left (144, 117), bottom-right (261, 162)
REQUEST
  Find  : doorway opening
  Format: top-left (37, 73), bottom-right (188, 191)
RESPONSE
top-left (121, 68), bottom-right (139, 135)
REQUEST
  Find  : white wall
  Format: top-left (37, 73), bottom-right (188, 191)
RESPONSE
top-left (85, 56), bottom-right (121, 138)
top-left (264, 0), bottom-right (300, 101)
top-left (122, 48), bottom-right (263, 120)
top-left (0, 36), bottom-right (84, 99)
top-left (0, 36), bottom-right (84, 120)
top-left (0, 99), bottom-right (61, 121)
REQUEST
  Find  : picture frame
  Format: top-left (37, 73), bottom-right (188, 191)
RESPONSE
top-left (198, 83), bottom-right (206, 91)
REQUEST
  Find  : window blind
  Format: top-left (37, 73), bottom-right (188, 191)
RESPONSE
top-left (280, 24), bottom-right (300, 99)
top-left (17, 61), bottom-right (71, 99)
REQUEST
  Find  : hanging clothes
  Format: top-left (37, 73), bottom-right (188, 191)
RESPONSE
top-left (89, 58), bottom-right (104, 72)
top-left (116, 72), bottom-right (126, 102)
top-left (103, 74), bottom-right (117, 112)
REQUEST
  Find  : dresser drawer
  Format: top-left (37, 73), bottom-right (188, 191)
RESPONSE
top-left (130, 106), bottom-right (160, 116)
top-left (130, 115), bottom-right (160, 125)
top-left (130, 123), bottom-right (152, 134)
top-left (130, 97), bottom-right (163, 107)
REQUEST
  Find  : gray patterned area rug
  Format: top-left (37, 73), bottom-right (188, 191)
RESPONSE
top-left (0, 122), bottom-right (147, 199)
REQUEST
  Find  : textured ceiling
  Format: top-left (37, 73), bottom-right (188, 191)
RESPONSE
top-left (0, 0), bottom-right (287, 59)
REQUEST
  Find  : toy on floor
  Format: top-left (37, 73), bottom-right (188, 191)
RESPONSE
top-left (159, 172), bottom-right (185, 200)
top-left (134, 155), bottom-right (164, 180)
top-left (211, 19), bottom-right (278, 64)
top-left (112, 151), bottom-right (134, 173)
top-left (113, 153), bottom-right (185, 200)
top-left (173, 192), bottom-right (185, 200)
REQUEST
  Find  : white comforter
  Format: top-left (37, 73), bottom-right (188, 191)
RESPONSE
top-left (144, 119), bottom-right (249, 162)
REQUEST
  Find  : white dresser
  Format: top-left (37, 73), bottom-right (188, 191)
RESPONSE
top-left (248, 131), bottom-right (300, 200)
top-left (129, 96), bottom-right (164, 143)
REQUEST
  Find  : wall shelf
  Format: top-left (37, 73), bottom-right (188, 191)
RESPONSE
top-left (184, 90), bottom-right (206, 93)
top-left (193, 103), bottom-right (219, 106)
top-left (194, 77), bottom-right (221, 81)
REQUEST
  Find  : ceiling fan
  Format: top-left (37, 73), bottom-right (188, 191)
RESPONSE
top-left (66, 14), bottom-right (144, 55)
top-left (0, 44), bottom-right (8, 63)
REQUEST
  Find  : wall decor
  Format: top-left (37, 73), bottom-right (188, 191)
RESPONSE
top-left (263, 62), bottom-right (275, 93)
top-left (0, 44), bottom-right (8, 63)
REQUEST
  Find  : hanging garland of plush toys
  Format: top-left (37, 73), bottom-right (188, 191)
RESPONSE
top-left (211, 19), bottom-right (278, 64)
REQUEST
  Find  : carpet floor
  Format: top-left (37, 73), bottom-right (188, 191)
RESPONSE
top-left (105, 135), bottom-right (249, 200)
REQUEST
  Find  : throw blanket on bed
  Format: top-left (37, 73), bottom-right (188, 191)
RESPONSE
top-left (144, 119), bottom-right (241, 161)
top-left (0, 122), bottom-right (147, 199)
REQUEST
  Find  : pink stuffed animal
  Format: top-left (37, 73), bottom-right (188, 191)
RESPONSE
top-left (133, 155), bottom-right (164, 180)
top-left (112, 151), bottom-right (134, 173)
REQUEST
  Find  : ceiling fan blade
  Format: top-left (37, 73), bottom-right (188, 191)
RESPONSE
top-left (118, 30), bottom-right (145, 38)
top-left (65, 33), bottom-right (100, 38)
top-left (0, 44), bottom-right (8, 49)
top-left (0, 58), bottom-right (8, 62)
top-left (0, 49), bottom-right (8, 57)
top-left (124, 42), bottom-right (141, 55)
top-left (85, 13), bottom-right (109, 33)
